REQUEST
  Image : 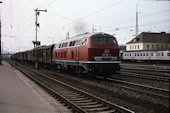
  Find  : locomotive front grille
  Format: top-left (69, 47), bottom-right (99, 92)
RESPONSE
top-left (101, 57), bottom-right (112, 61)
top-left (94, 56), bottom-right (117, 61)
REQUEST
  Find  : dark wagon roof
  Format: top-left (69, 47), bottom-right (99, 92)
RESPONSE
top-left (127, 32), bottom-right (170, 44)
top-left (36, 44), bottom-right (54, 50)
top-left (14, 44), bottom-right (55, 54)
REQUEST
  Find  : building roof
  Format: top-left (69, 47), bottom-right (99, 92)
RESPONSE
top-left (127, 32), bottom-right (170, 44)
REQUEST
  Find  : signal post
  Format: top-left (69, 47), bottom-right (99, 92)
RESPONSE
top-left (33, 8), bottom-right (47, 69)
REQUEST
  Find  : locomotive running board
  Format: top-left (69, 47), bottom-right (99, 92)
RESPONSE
top-left (53, 60), bottom-right (121, 64)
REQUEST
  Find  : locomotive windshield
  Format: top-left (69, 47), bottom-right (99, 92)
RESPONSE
top-left (106, 37), bottom-right (117, 45)
top-left (93, 37), bottom-right (104, 45)
top-left (92, 37), bottom-right (117, 46)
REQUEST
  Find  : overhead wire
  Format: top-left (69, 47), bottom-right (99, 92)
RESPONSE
top-left (29, 0), bottom-right (125, 29)
top-left (62, 1), bottom-right (156, 30)
top-left (84, 1), bottom-right (170, 32)
top-left (78, 0), bottom-right (124, 19)
top-left (66, 0), bottom-right (99, 17)
top-left (20, 0), bottom-right (51, 40)
top-left (63, 0), bottom-right (124, 27)
top-left (103, 18), bottom-right (170, 32)
top-left (29, 0), bottom-right (45, 9)
top-left (30, 0), bottom-right (165, 36)
top-left (102, 9), bottom-right (170, 29)
top-left (46, 0), bottom-right (57, 9)
top-left (87, 1), bottom-right (154, 26)
top-left (19, 13), bottom-right (35, 37)
top-left (3, 0), bottom-right (22, 24)
top-left (5, 0), bottom-right (169, 44)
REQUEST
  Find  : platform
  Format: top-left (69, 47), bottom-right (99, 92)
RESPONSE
top-left (0, 61), bottom-right (71, 113)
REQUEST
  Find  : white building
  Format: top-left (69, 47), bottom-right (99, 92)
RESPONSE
top-left (126, 32), bottom-right (170, 51)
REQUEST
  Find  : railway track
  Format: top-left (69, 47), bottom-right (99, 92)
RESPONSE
top-left (14, 60), bottom-right (169, 100)
top-left (121, 67), bottom-right (170, 76)
top-left (120, 63), bottom-right (170, 71)
top-left (97, 77), bottom-right (169, 99)
top-left (10, 61), bottom-right (134, 113)
top-left (33, 66), bottom-right (170, 111)
top-left (119, 69), bottom-right (170, 82)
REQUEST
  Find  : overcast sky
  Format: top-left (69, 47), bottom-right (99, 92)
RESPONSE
top-left (1, 0), bottom-right (170, 53)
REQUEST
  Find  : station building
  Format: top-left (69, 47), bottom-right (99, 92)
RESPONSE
top-left (126, 32), bottom-right (170, 51)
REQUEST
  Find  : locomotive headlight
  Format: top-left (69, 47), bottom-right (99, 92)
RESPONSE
top-left (94, 57), bottom-right (102, 61)
top-left (98, 57), bottom-right (102, 61)
top-left (94, 57), bottom-right (98, 61)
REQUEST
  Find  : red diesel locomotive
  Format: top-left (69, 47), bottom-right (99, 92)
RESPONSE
top-left (11, 32), bottom-right (120, 77)
top-left (52, 32), bottom-right (120, 76)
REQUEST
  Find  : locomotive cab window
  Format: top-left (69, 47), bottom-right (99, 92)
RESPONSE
top-left (59, 44), bottom-right (61, 48)
top-left (106, 38), bottom-right (117, 45)
top-left (82, 39), bottom-right (88, 45)
top-left (54, 44), bottom-right (59, 49)
top-left (69, 41), bottom-right (76, 47)
top-left (75, 40), bottom-right (81, 46)
top-left (93, 37), bottom-right (104, 45)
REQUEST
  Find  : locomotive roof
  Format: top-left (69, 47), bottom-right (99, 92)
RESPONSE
top-left (56, 32), bottom-right (114, 44)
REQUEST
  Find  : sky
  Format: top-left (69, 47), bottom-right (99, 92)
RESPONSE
top-left (1, 0), bottom-right (170, 53)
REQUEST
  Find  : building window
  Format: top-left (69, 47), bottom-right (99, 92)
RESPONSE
top-left (167, 53), bottom-right (170, 56)
top-left (162, 53), bottom-right (164, 56)
top-left (152, 45), bottom-right (154, 49)
top-left (166, 45), bottom-right (168, 49)
top-left (147, 44), bottom-right (149, 49)
top-left (130, 46), bottom-right (131, 49)
top-left (138, 45), bottom-right (139, 49)
top-left (151, 53), bottom-right (153, 56)
top-left (146, 53), bottom-right (148, 56)
top-left (157, 45), bottom-right (159, 49)
top-left (135, 45), bottom-right (136, 49)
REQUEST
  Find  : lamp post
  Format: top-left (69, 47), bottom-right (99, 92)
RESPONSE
top-left (0, 1), bottom-right (2, 65)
